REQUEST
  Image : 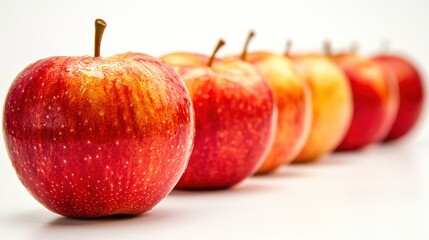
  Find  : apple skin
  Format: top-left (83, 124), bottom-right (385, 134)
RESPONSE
top-left (372, 54), bottom-right (425, 141)
top-left (241, 52), bottom-right (311, 173)
top-left (291, 54), bottom-right (353, 162)
top-left (334, 53), bottom-right (399, 150)
top-left (3, 52), bottom-right (195, 218)
top-left (161, 53), bottom-right (277, 189)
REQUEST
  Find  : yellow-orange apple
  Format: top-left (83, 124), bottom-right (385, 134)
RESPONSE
top-left (291, 54), bottom-right (353, 162)
top-left (235, 32), bottom-right (311, 174)
top-left (160, 40), bottom-right (277, 189)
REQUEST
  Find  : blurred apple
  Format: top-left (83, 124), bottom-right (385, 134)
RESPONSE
top-left (333, 52), bottom-right (399, 150)
top-left (2, 19), bottom-right (195, 218)
top-left (160, 40), bottom-right (277, 189)
top-left (236, 32), bottom-right (311, 174)
top-left (372, 54), bottom-right (425, 141)
top-left (291, 53), bottom-right (353, 162)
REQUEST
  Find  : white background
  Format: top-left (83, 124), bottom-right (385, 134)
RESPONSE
top-left (1, 0), bottom-right (428, 239)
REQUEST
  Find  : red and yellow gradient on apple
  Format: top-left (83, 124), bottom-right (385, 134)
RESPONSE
top-left (161, 40), bottom-right (277, 189)
top-left (3, 19), bottom-right (195, 218)
top-left (236, 32), bottom-right (311, 174)
top-left (333, 52), bottom-right (399, 150)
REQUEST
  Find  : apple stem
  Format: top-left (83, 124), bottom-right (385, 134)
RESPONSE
top-left (350, 42), bottom-right (359, 54)
top-left (240, 31), bottom-right (255, 61)
top-left (94, 19), bottom-right (107, 57)
top-left (207, 39), bottom-right (226, 67)
top-left (323, 40), bottom-right (332, 56)
top-left (284, 40), bottom-right (292, 56)
top-left (380, 40), bottom-right (390, 53)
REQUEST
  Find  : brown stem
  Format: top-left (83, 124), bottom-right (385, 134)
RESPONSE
top-left (380, 40), bottom-right (390, 53)
top-left (323, 40), bottom-right (332, 56)
top-left (240, 31), bottom-right (255, 61)
top-left (284, 40), bottom-right (292, 56)
top-left (207, 39), bottom-right (225, 67)
top-left (94, 19), bottom-right (107, 57)
top-left (350, 42), bottom-right (359, 54)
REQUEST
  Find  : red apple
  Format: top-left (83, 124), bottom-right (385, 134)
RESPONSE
top-left (236, 32), bottom-right (311, 173)
top-left (333, 51), bottom-right (399, 150)
top-left (160, 40), bottom-right (277, 189)
top-left (291, 53), bottom-right (353, 162)
top-left (372, 54), bottom-right (425, 141)
top-left (2, 19), bottom-right (195, 218)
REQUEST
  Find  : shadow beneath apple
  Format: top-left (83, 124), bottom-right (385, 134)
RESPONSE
top-left (24, 206), bottom-right (188, 240)
top-left (298, 151), bottom-right (368, 166)
top-left (169, 178), bottom-right (278, 198)
top-left (316, 154), bottom-right (351, 165)
top-left (252, 166), bottom-right (309, 179)
top-left (7, 203), bottom-right (175, 225)
top-left (47, 213), bottom-right (138, 226)
top-left (6, 209), bottom-right (53, 226)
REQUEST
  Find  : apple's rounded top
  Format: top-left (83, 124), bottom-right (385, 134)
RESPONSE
top-left (160, 52), bottom-right (213, 68)
top-left (245, 51), bottom-right (287, 62)
top-left (372, 53), bottom-right (420, 71)
top-left (233, 51), bottom-right (275, 62)
top-left (248, 51), bottom-right (276, 58)
top-left (372, 53), bottom-right (424, 88)
top-left (333, 52), bottom-right (361, 61)
top-left (333, 52), bottom-right (380, 71)
top-left (291, 53), bottom-right (350, 85)
top-left (291, 52), bottom-right (333, 62)
top-left (161, 39), bottom-right (226, 69)
top-left (234, 52), bottom-right (297, 75)
top-left (211, 59), bottom-right (266, 86)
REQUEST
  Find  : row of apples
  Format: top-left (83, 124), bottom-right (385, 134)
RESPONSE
top-left (161, 31), bottom-right (424, 187)
top-left (3, 20), bottom-right (424, 218)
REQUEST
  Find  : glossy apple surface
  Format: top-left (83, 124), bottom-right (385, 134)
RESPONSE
top-left (3, 20), bottom-right (194, 218)
top-left (334, 53), bottom-right (399, 150)
top-left (243, 52), bottom-right (311, 173)
top-left (161, 48), bottom-right (276, 189)
top-left (292, 54), bottom-right (353, 162)
top-left (372, 54), bottom-right (425, 141)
